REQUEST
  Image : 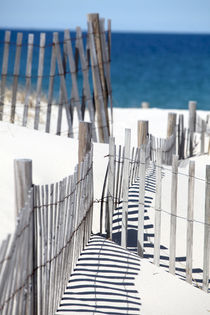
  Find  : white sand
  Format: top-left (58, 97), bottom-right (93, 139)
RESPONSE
top-left (138, 258), bottom-right (210, 315)
top-left (0, 107), bottom-right (210, 314)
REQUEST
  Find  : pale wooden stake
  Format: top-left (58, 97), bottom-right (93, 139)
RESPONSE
top-left (208, 138), bottom-right (210, 156)
top-left (78, 121), bottom-right (92, 165)
top-left (14, 159), bottom-right (32, 217)
top-left (167, 113), bottom-right (177, 138)
top-left (54, 32), bottom-right (73, 137)
top-left (107, 19), bottom-right (111, 63)
top-left (186, 160), bottom-right (195, 284)
top-left (189, 101), bottom-right (197, 157)
top-left (188, 101), bottom-right (197, 133)
top-left (99, 18), bottom-right (113, 137)
top-left (107, 136), bottom-right (115, 239)
top-left (75, 27), bottom-right (97, 142)
top-left (138, 120), bottom-right (149, 147)
top-left (34, 33), bottom-right (46, 130)
top-left (87, 19), bottom-right (109, 143)
top-left (11, 32), bottom-right (23, 123)
top-left (178, 114), bottom-right (185, 159)
top-left (137, 147), bottom-right (146, 257)
top-left (202, 165), bottom-right (210, 292)
top-left (154, 149), bottom-right (162, 266)
top-left (0, 30), bottom-right (11, 120)
top-left (141, 102), bottom-right (149, 109)
top-left (23, 34), bottom-right (34, 127)
top-left (121, 129), bottom-right (131, 248)
top-left (200, 120), bottom-right (206, 154)
top-left (169, 155), bottom-right (178, 275)
top-left (64, 29), bottom-right (82, 121)
top-left (46, 34), bottom-right (56, 133)
top-left (88, 13), bottom-right (109, 135)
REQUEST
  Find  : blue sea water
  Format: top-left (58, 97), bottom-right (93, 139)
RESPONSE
top-left (0, 29), bottom-right (210, 110)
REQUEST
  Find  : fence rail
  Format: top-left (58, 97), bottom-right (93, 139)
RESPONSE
top-left (0, 148), bottom-right (93, 314)
top-left (0, 14), bottom-right (112, 142)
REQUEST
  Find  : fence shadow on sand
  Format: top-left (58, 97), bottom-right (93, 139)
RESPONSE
top-left (56, 235), bottom-right (141, 315)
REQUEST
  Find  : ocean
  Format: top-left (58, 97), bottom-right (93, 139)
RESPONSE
top-left (0, 29), bottom-right (210, 110)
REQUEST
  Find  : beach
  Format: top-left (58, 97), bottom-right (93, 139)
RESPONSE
top-left (0, 106), bottom-right (210, 314)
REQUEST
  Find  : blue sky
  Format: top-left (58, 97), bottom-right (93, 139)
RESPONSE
top-left (1, 0), bottom-right (210, 33)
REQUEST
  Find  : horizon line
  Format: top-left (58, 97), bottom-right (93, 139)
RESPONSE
top-left (0, 26), bottom-right (210, 36)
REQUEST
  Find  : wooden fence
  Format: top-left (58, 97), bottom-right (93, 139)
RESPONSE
top-left (0, 14), bottom-right (112, 142)
top-left (144, 104), bottom-right (210, 165)
top-left (0, 148), bottom-right (93, 314)
top-left (102, 129), bottom-right (210, 293)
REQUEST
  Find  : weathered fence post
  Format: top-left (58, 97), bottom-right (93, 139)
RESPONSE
top-left (64, 29), bottom-right (82, 122)
top-left (88, 14), bottom-right (109, 125)
top-left (14, 159), bottom-right (35, 313)
top-left (141, 102), bottom-right (149, 109)
top-left (22, 34), bottom-right (34, 127)
top-left (178, 114), bottom-right (185, 159)
top-left (167, 113), bottom-right (177, 138)
top-left (208, 138), bottom-right (210, 156)
top-left (189, 101), bottom-right (197, 157)
top-left (200, 120), bottom-right (206, 154)
top-left (14, 159), bottom-right (33, 217)
top-left (154, 149), bottom-right (162, 266)
top-left (107, 136), bottom-right (115, 239)
top-left (87, 21), bottom-right (109, 143)
top-left (186, 160), bottom-right (195, 284)
top-left (0, 30), bottom-right (11, 121)
top-left (167, 113), bottom-right (177, 163)
top-left (203, 165), bottom-right (210, 292)
top-left (137, 146), bottom-right (146, 257)
top-left (54, 32), bottom-right (73, 137)
top-left (87, 14), bottom-right (110, 143)
top-left (169, 155), bottom-right (178, 275)
top-left (34, 33), bottom-right (46, 130)
top-left (75, 27), bottom-right (97, 142)
top-left (78, 121), bottom-right (92, 164)
top-left (138, 120), bottom-right (149, 147)
top-left (121, 129), bottom-right (131, 248)
top-left (46, 33), bottom-right (56, 134)
top-left (11, 32), bottom-right (23, 123)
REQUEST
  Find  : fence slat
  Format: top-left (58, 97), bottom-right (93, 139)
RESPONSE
top-left (167, 113), bottom-right (177, 138)
top-left (99, 18), bottom-right (113, 136)
top-left (138, 120), bottom-right (148, 146)
top-left (88, 14), bottom-right (109, 137)
top-left (202, 165), bottom-right (210, 292)
top-left (22, 34), bottom-right (34, 127)
top-left (121, 129), bottom-right (131, 248)
top-left (64, 29), bottom-right (82, 122)
top-left (46, 37), bottom-right (56, 133)
top-left (14, 159), bottom-right (32, 217)
top-left (169, 155), bottom-right (178, 275)
top-left (34, 33), bottom-right (46, 130)
top-left (178, 114), bottom-right (185, 159)
top-left (200, 120), bottom-right (206, 154)
top-left (154, 149), bottom-right (162, 266)
top-left (75, 27), bottom-right (97, 141)
top-left (186, 160), bottom-right (195, 284)
top-left (189, 101), bottom-right (197, 157)
top-left (0, 30), bottom-right (11, 121)
top-left (107, 137), bottom-right (115, 239)
top-left (87, 21), bottom-right (109, 143)
top-left (10, 32), bottom-right (23, 123)
top-left (137, 147), bottom-right (146, 257)
top-left (54, 32), bottom-right (73, 137)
